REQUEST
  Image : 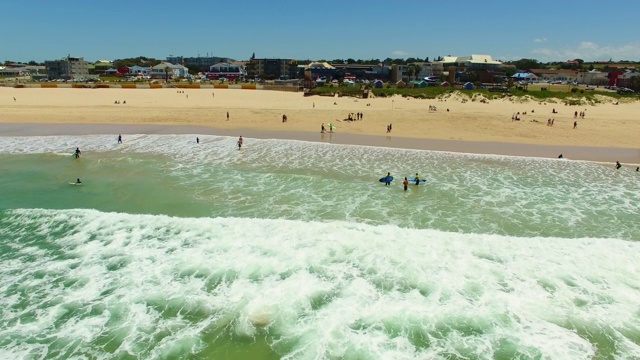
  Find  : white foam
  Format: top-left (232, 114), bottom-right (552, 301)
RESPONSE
top-left (1, 209), bottom-right (640, 358)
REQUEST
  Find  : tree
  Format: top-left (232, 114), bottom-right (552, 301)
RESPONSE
top-left (512, 58), bottom-right (541, 71)
top-left (628, 75), bottom-right (640, 92)
top-left (164, 66), bottom-right (171, 82)
top-left (346, 58), bottom-right (356, 64)
top-left (424, 57), bottom-right (429, 62)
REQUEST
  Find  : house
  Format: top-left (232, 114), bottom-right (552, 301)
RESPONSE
top-left (206, 62), bottom-right (246, 80)
top-left (154, 62), bottom-right (190, 78)
top-left (529, 69), bottom-right (578, 83)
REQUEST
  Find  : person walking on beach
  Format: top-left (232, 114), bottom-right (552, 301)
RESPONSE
top-left (403, 177), bottom-right (409, 191)
top-left (74, 147), bottom-right (81, 159)
top-left (237, 136), bottom-right (243, 150)
top-left (117, 134), bottom-right (122, 144)
top-left (615, 161), bottom-right (622, 170)
top-left (573, 121), bottom-right (577, 129)
top-left (227, 112), bottom-right (230, 121)
top-left (321, 123), bottom-right (326, 133)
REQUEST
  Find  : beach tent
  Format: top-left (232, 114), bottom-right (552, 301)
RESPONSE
top-left (396, 80), bottom-right (405, 88)
top-left (316, 79), bottom-right (326, 86)
top-left (512, 72), bottom-right (538, 80)
top-left (374, 80), bottom-right (384, 88)
top-left (441, 81), bottom-right (450, 87)
top-left (463, 82), bottom-right (474, 90)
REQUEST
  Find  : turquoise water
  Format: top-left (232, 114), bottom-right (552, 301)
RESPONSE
top-left (1, 134), bottom-right (639, 359)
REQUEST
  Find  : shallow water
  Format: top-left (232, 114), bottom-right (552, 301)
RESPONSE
top-left (1, 134), bottom-right (639, 359)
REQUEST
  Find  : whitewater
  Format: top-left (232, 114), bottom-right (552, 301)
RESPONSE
top-left (1, 134), bottom-right (639, 359)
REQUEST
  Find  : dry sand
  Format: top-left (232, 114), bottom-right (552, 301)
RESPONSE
top-left (1, 87), bottom-right (639, 162)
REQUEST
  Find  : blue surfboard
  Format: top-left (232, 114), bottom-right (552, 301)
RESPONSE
top-left (407, 178), bottom-right (426, 184)
top-left (379, 176), bottom-right (394, 183)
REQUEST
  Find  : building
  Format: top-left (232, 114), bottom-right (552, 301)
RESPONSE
top-left (0, 65), bottom-right (45, 77)
top-left (432, 55), bottom-right (504, 83)
top-left (252, 58), bottom-right (298, 80)
top-left (44, 56), bottom-right (89, 80)
top-left (92, 60), bottom-right (114, 75)
top-left (151, 62), bottom-right (189, 78)
top-left (331, 63), bottom-right (390, 81)
top-left (577, 69), bottom-right (609, 86)
top-left (303, 62), bottom-right (337, 81)
top-left (207, 62), bottom-right (247, 80)
top-left (529, 69), bottom-right (579, 83)
top-left (166, 56), bottom-right (235, 72)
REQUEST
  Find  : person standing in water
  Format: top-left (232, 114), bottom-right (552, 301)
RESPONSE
top-left (237, 136), bottom-right (243, 150)
top-left (403, 177), bottom-right (409, 191)
top-left (74, 147), bottom-right (81, 159)
top-left (117, 134), bottom-right (122, 144)
top-left (414, 173), bottom-right (420, 185)
top-left (384, 172), bottom-right (392, 186)
top-left (616, 161), bottom-right (622, 170)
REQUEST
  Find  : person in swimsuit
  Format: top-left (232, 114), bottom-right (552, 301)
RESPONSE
top-left (403, 177), bottom-right (409, 191)
top-left (74, 147), bottom-right (81, 158)
top-left (237, 136), bottom-right (243, 149)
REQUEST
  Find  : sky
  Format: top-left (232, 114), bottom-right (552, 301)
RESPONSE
top-left (3, 0), bottom-right (640, 64)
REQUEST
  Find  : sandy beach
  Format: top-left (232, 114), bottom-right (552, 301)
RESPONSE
top-left (1, 87), bottom-right (639, 162)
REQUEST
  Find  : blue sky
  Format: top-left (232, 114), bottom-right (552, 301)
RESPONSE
top-left (3, 0), bottom-right (640, 63)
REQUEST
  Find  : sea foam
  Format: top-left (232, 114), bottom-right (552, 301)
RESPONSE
top-left (1, 208), bottom-right (639, 359)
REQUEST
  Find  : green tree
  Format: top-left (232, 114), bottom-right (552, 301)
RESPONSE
top-left (164, 66), bottom-right (171, 82)
top-left (512, 58), bottom-right (541, 71)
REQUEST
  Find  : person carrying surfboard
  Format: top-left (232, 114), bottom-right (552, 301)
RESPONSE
top-left (385, 172), bottom-right (392, 186)
top-left (414, 173), bottom-right (420, 185)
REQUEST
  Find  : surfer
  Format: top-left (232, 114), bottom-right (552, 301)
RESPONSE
top-left (403, 177), bottom-right (409, 191)
top-left (74, 147), bottom-right (81, 158)
top-left (385, 172), bottom-right (391, 186)
top-left (117, 134), bottom-right (122, 144)
top-left (615, 161), bottom-right (622, 170)
top-left (414, 173), bottom-right (420, 185)
top-left (237, 136), bottom-right (243, 150)
top-left (558, 154), bottom-right (563, 159)
top-left (75, 178), bottom-right (82, 184)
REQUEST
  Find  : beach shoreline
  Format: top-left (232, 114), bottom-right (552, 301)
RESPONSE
top-left (1, 87), bottom-right (639, 163)
top-left (2, 123), bottom-right (639, 164)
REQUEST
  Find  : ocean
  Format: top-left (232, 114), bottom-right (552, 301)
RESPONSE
top-left (1, 134), bottom-right (639, 360)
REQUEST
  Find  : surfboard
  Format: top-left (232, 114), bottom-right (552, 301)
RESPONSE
top-left (69, 182), bottom-right (83, 186)
top-left (407, 178), bottom-right (426, 184)
top-left (379, 176), bottom-right (394, 183)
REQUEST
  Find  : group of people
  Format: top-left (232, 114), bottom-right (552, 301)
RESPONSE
top-left (574, 110), bottom-right (586, 119)
top-left (346, 112), bottom-right (364, 121)
top-left (113, 100), bottom-right (126, 104)
top-left (321, 123), bottom-right (335, 133)
top-left (386, 123), bottom-right (393, 133)
top-left (383, 172), bottom-right (421, 191)
top-left (72, 134), bottom-right (123, 184)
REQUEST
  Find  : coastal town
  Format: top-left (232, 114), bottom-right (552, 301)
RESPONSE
top-left (1, 54), bottom-right (639, 94)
